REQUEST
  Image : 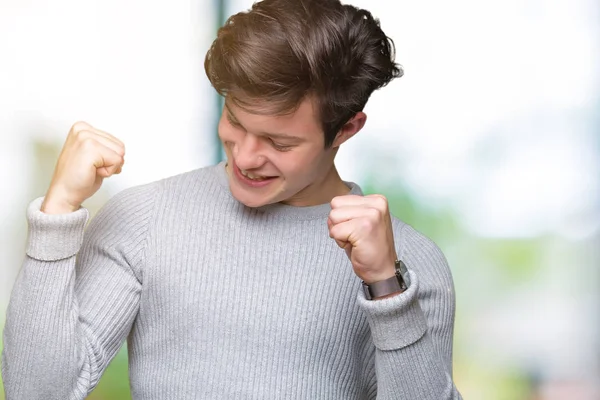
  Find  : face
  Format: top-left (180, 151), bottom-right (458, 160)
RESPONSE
top-left (218, 96), bottom-right (364, 208)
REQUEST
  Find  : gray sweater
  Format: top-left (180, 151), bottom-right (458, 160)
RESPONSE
top-left (2, 162), bottom-right (461, 399)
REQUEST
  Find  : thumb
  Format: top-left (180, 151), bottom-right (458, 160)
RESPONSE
top-left (94, 151), bottom-right (124, 178)
top-left (334, 239), bottom-right (347, 249)
top-left (97, 166), bottom-right (112, 178)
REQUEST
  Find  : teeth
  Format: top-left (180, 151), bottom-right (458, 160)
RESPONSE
top-left (241, 169), bottom-right (267, 181)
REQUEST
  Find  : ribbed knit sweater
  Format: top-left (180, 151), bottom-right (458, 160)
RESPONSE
top-left (2, 162), bottom-right (461, 399)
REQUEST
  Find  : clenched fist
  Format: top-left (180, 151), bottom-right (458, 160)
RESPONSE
top-left (328, 194), bottom-right (397, 284)
top-left (41, 121), bottom-right (126, 214)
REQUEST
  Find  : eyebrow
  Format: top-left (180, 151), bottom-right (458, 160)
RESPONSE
top-left (225, 103), bottom-right (304, 142)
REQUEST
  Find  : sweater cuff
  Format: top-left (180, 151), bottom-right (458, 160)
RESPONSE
top-left (357, 271), bottom-right (428, 350)
top-left (26, 197), bottom-right (89, 261)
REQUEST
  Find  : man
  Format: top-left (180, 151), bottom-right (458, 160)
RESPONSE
top-left (2, 0), bottom-right (462, 398)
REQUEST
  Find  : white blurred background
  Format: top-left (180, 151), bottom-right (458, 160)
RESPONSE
top-left (1, 0), bottom-right (598, 398)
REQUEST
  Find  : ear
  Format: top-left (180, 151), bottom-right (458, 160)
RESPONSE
top-left (331, 112), bottom-right (367, 148)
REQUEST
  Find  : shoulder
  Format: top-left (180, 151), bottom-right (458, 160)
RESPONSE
top-left (389, 218), bottom-right (458, 367)
top-left (391, 220), bottom-right (452, 278)
top-left (150, 163), bottom-right (222, 194)
top-left (103, 163), bottom-right (222, 215)
top-left (390, 217), bottom-right (456, 309)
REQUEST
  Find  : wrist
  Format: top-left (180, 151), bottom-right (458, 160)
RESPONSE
top-left (362, 260), bottom-right (410, 300)
top-left (372, 291), bottom-right (403, 300)
top-left (362, 270), bottom-right (396, 285)
top-left (360, 260), bottom-right (396, 285)
top-left (41, 190), bottom-right (81, 214)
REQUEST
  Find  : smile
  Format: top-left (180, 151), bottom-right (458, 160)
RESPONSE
top-left (232, 162), bottom-right (278, 188)
top-left (240, 169), bottom-right (270, 181)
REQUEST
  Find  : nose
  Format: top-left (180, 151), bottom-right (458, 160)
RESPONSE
top-left (234, 133), bottom-right (266, 171)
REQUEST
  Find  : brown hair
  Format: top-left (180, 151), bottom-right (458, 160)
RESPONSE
top-left (204, 0), bottom-right (402, 148)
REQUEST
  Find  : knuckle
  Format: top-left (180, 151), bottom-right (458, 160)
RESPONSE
top-left (80, 136), bottom-right (94, 146)
top-left (374, 194), bottom-right (388, 208)
top-left (368, 194), bottom-right (388, 211)
top-left (74, 129), bottom-right (92, 143)
top-left (329, 208), bottom-right (339, 220)
top-left (366, 207), bottom-right (380, 220)
top-left (328, 225), bottom-right (336, 236)
top-left (71, 121), bottom-right (91, 133)
top-left (330, 196), bottom-right (342, 208)
top-left (361, 217), bottom-right (374, 231)
top-left (329, 229), bottom-right (338, 240)
top-left (79, 137), bottom-right (97, 152)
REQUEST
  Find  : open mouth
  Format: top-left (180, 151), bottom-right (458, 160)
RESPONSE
top-left (240, 169), bottom-right (273, 181)
top-left (232, 162), bottom-right (278, 187)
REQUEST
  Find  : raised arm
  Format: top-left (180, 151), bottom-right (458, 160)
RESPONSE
top-left (2, 122), bottom-right (155, 399)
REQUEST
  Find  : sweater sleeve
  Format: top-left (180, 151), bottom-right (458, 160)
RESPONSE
top-left (1, 184), bottom-right (156, 400)
top-left (357, 224), bottom-right (462, 399)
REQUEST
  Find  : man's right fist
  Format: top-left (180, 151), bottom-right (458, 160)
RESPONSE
top-left (41, 121), bottom-right (126, 214)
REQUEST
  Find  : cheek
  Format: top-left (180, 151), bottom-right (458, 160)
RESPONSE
top-left (278, 149), bottom-right (325, 177)
top-left (217, 117), bottom-right (244, 146)
top-left (217, 118), bottom-right (232, 142)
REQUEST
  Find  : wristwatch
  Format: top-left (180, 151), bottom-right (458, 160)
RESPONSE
top-left (362, 259), bottom-right (411, 300)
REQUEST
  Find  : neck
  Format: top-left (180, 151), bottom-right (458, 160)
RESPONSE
top-left (282, 165), bottom-right (351, 207)
top-left (323, 166), bottom-right (352, 197)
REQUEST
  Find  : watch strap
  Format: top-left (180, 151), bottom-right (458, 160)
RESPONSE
top-left (362, 260), bottom-right (409, 300)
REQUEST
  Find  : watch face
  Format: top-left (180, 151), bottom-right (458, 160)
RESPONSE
top-left (362, 282), bottom-right (373, 300)
top-left (396, 260), bottom-right (411, 288)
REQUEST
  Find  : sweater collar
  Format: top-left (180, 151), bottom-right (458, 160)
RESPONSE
top-left (212, 161), bottom-right (364, 220)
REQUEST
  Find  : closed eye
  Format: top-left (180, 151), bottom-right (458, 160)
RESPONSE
top-left (269, 139), bottom-right (293, 152)
top-left (227, 112), bottom-right (295, 151)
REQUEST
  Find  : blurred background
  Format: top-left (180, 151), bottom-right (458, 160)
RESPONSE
top-left (1, 0), bottom-right (598, 398)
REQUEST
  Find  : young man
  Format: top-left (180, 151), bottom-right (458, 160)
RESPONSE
top-left (2, 0), bottom-right (462, 398)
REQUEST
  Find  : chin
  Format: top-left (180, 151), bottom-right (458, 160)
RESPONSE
top-left (236, 196), bottom-right (269, 208)
top-left (229, 186), bottom-right (273, 208)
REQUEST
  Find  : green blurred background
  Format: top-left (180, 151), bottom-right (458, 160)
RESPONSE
top-left (1, 0), bottom-right (598, 399)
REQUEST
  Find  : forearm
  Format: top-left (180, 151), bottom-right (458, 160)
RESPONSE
top-left (359, 271), bottom-right (462, 399)
top-left (3, 256), bottom-right (99, 400)
top-left (373, 333), bottom-right (461, 399)
top-left (2, 194), bottom-right (148, 399)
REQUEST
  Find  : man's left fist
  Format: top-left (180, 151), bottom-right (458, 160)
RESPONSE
top-left (328, 194), bottom-right (398, 284)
